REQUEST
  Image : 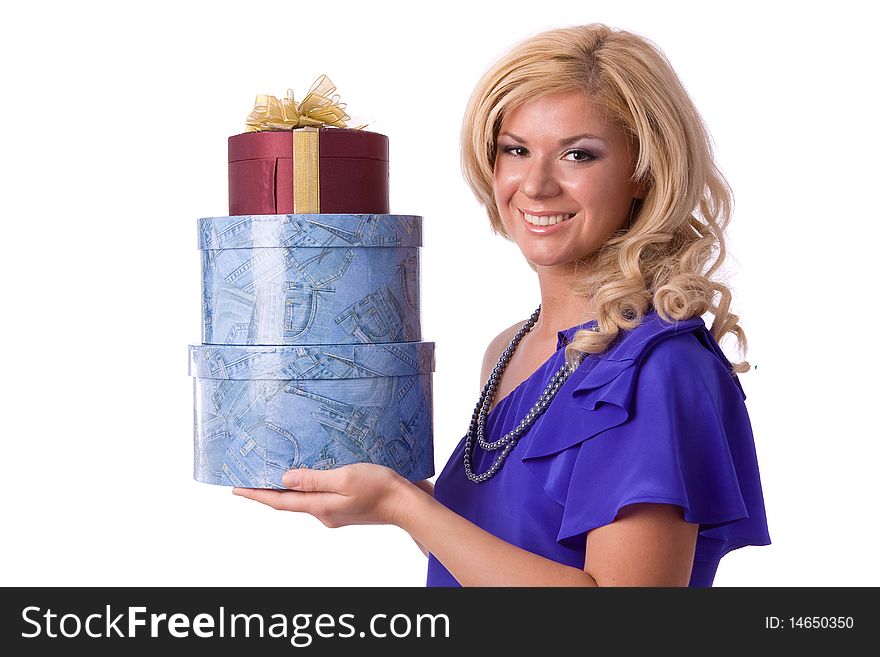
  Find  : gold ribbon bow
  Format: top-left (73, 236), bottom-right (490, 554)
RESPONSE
top-left (245, 75), bottom-right (351, 131)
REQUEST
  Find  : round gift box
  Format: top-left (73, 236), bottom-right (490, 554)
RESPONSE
top-left (228, 128), bottom-right (389, 216)
top-left (199, 214), bottom-right (422, 345)
top-left (189, 341), bottom-right (435, 489)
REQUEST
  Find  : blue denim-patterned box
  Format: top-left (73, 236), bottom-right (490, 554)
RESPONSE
top-left (191, 213), bottom-right (433, 488)
top-left (189, 341), bottom-right (435, 488)
top-left (199, 214), bottom-right (422, 345)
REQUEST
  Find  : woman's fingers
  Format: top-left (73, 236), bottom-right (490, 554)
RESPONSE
top-left (281, 467), bottom-right (347, 492)
top-left (232, 487), bottom-right (294, 509)
top-left (233, 487), bottom-right (349, 527)
top-left (230, 466), bottom-right (350, 514)
top-left (232, 464), bottom-right (400, 527)
top-left (232, 487), bottom-right (329, 514)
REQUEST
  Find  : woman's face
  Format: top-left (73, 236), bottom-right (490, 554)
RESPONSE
top-left (493, 91), bottom-right (643, 268)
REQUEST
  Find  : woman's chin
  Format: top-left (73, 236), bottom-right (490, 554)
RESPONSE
top-left (521, 250), bottom-right (592, 270)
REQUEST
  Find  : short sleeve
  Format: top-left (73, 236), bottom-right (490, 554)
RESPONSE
top-left (520, 328), bottom-right (771, 560)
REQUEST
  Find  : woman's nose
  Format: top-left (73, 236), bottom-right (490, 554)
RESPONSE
top-left (519, 156), bottom-right (562, 199)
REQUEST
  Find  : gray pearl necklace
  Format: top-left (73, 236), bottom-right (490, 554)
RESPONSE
top-left (463, 304), bottom-right (593, 483)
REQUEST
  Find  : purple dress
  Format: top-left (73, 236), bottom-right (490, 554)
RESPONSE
top-left (426, 309), bottom-right (771, 587)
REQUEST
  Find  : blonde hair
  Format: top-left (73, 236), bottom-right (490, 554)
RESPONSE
top-left (461, 23), bottom-right (749, 374)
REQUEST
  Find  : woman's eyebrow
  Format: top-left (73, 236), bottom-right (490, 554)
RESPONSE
top-left (499, 131), bottom-right (606, 145)
top-left (559, 133), bottom-right (605, 145)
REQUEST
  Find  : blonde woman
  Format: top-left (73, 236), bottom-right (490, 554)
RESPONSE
top-left (234, 24), bottom-right (771, 587)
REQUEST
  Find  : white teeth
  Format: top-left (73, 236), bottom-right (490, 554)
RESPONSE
top-left (522, 212), bottom-right (572, 226)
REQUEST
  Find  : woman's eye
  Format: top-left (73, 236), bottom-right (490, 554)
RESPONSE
top-left (564, 149), bottom-right (595, 162)
top-left (502, 146), bottom-right (528, 157)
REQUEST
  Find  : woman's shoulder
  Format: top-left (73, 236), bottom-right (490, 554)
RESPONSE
top-left (629, 310), bottom-right (744, 399)
top-left (594, 310), bottom-right (739, 385)
top-left (488, 318), bottom-right (527, 351)
top-left (479, 318), bottom-right (527, 387)
top-left (597, 309), bottom-right (706, 359)
top-left (522, 309), bottom-right (748, 460)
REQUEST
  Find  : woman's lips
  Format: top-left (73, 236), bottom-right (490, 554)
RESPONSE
top-left (520, 210), bottom-right (576, 234)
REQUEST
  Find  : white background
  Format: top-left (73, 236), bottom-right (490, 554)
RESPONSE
top-left (1, 0), bottom-right (876, 587)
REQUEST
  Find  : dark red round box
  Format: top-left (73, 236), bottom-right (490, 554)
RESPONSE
top-left (228, 128), bottom-right (389, 216)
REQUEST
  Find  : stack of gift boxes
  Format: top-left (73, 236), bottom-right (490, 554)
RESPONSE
top-left (188, 80), bottom-right (435, 489)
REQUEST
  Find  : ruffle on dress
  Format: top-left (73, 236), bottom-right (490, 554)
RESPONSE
top-left (518, 312), bottom-right (771, 562)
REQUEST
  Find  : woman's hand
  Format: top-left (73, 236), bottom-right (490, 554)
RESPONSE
top-left (232, 463), bottom-right (414, 528)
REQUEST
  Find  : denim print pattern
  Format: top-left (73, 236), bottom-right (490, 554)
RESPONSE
top-left (200, 215), bottom-right (423, 345)
top-left (190, 342), bottom-right (435, 488)
top-left (198, 214), bottom-right (422, 250)
top-left (400, 253), bottom-right (420, 313)
top-left (189, 342), bottom-right (435, 380)
top-left (191, 213), bottom-right (433, 489)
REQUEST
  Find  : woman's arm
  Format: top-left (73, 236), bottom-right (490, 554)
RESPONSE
top-left (234, 466), bottom-right (595, 586)
top-left (234, 464), bottom-right (697, 586)
top-left (393, 477), bottom-right (596, 586)
top-left (394, 476), bottom-right (698, 587)
top-left (410, 479), bottom-right (434, 557)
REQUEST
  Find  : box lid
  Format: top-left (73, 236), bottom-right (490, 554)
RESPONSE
top-left (198, 214), bottom-right (422, 250)
top-left (228, 128), bottom-right (388, 162)
top-left (188, 341), bottom-right (435, 380)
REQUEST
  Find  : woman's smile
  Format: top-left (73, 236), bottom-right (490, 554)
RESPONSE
top-left (520, 209), bottom-right (578, 233)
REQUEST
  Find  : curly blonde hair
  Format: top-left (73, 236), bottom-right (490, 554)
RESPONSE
top-left (461, 23), bottom-right (749, 374)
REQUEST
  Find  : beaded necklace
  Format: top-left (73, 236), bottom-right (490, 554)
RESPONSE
top-left (463, 305), bottom-right (594, 483)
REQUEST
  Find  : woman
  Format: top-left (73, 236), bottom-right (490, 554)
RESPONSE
top-left (233, 23), bottom-right (771, 587)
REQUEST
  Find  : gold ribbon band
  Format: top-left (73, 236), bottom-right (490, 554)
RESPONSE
top-left (293, 128), bottom-right (320, 213)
